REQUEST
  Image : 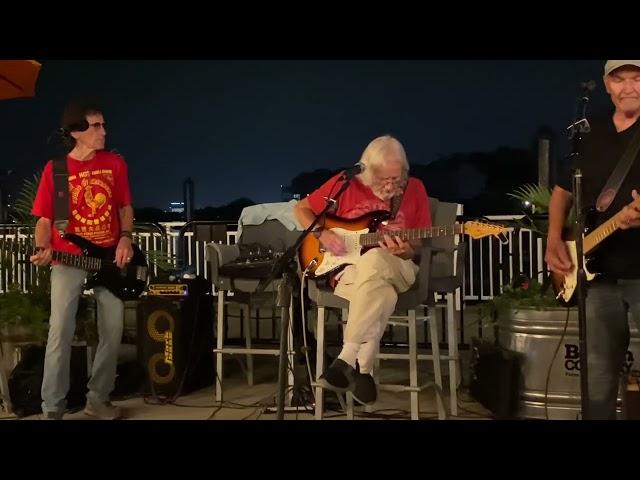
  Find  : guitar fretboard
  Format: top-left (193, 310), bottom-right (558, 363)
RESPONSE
top-left (49, 250), bottom-right (102, 271)
top-left (584, 217), bottom-right (619, 255)
top-left (360, 224), bottom-right (463, 247)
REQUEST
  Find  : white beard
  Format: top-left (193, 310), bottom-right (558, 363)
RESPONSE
top-left (372, 183), bottom-right (405, 202)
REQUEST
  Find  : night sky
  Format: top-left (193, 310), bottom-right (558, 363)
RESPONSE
top-left (0, 60), bottom-right (611, 209)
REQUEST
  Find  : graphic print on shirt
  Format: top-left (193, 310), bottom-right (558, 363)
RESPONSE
top-left (68, 168), bottom-right (115, 246)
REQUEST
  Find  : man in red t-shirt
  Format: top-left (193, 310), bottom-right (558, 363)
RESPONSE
top-left (30, 98), bottom-right (134, 420)
top-left (294, 135), bottom-right (431, 405)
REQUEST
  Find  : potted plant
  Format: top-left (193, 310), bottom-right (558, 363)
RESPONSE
top-left (0, 284), bottom-right (49, 343)
top-left (478, 275), bottom-right (562, 326)
top-left (1, 171), bottom-right (48, 344)
top-left (474, 184), bottom-right (584, 420)
top-left (478, 183), bottom-right (565, 326)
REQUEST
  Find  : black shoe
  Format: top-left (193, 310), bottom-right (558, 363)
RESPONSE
top-left (353, 373), bottom-right (377, 405)
top-left (317, 359), bottom-right (356, 393)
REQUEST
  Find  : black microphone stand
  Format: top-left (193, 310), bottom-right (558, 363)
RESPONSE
top-left (566, 82), bottom-right (593, 420)
top-left (255, 170), bottom-right (357, 419)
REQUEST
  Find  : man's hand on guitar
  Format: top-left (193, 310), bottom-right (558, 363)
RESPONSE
top-left (618, 189), bottom-right (640, 230)
top-left (30, 246), bottom-right (53, 267)
top-left (318, 230), bottom-right (347, 256)
top-left (115, 236), bottom-right (134, 269)
top-left (545, 236), bottom-right (573, 275)
top-left (379, 234), bottom-right (415, 260)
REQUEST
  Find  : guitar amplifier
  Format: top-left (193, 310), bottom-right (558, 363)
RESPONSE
top-left (147, 283), bottom-right (189, 297)
top-left (136, 276), bottom-right (214, 398)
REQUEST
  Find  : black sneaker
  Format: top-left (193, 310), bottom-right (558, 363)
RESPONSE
top-left (317, 359), bottom-right (356, 393)
top-left (353, 373), bottom-right (377, 405)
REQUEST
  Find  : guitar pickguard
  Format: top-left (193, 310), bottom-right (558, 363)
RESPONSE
top-left (312, 227), bottom-right (369, 277)
top-left (558, 240), bottom-right (597, 303)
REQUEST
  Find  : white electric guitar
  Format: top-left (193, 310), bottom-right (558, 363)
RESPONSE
top-left (551, 200), bottom-right (640, 304)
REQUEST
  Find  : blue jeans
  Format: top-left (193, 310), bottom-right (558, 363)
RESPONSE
top-left (41, 265), bottom-right (124, 415)
top-left (586, 279), bottom-right (640, 420)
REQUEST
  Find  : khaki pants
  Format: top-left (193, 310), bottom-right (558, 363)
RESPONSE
top-left (334, 248), bottom-right (418, 372)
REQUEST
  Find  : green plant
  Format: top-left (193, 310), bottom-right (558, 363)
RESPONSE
top-left (478, 277), bottom-right (562, 325)
top-left (0, 284), bottom-right (49, 341)
top-left (144, 246), bottom-right (179, 274)
top-left (11, 169), bottom-right (42, 227)
top-left (507, 183), bottom-right (553, 236)
top-left (507, 183), bottom-right (576, 236)
top-left (507, 183), bottom-right (552, 215)
top-left (0, 171), bottom-right (52, 344)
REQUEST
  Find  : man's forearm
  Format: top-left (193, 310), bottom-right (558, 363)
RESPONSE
top-left (119, 205), bottom-right (134, 233)
top-left (34, 217), bottom-right (52, 248)
top-left (548, 186), bottom-right (573, 239)
top-left (293, 201), bottom-right (320, 230)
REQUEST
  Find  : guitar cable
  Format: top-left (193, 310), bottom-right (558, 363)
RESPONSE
top-left (544, 306), bottom-right (571, 420)
top-left (299, 264), bottom-right (317, 403)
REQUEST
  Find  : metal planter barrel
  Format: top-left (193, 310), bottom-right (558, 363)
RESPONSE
top-left (497, 307), bottom-right (640, 420)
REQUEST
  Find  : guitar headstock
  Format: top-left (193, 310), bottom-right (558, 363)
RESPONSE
top-left (462, 221), bottom-right (509, 242)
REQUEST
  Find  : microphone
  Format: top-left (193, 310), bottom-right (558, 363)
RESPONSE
top-left (567, 81), bottom-right (595, 138)
top-left (47, 128), bottom-right (68, 145)
top-left (341, 162), bottom-right (365, 180)
top-left (581, 80), bottom-right (596, 93)
top-left (580, 80), bottom-right (597, 103)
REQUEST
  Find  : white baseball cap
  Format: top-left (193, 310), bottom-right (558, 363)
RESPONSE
top-left (604, 60), bottom-right (640, 76)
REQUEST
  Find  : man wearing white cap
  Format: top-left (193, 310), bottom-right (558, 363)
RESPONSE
top-left (546, 60), bottom-right (640, 419)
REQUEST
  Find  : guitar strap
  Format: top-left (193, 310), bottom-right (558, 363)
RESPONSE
top-left (595, 121), bottom-right (640, 213)
top-left (389, 184), bottom-right (406, 220)
top-left (52, 155), bottom-right (70, 235)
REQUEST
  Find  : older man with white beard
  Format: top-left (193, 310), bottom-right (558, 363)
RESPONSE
top-left (294, 135), bottom-right (432, 405)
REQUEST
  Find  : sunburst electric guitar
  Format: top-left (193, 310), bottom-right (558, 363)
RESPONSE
top-left (299, 210), bottom-right (508, 278)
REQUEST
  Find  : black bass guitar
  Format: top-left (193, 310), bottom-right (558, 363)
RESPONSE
top-left (4, 233), bottom-right (148, 301)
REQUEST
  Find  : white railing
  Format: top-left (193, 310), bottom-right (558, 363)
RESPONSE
top-left (1, 219), bottom-right (545, 300)
top-left (1, 220), bottom-right (548, 349)
top-left (463, 216), bottom-right (545, 302)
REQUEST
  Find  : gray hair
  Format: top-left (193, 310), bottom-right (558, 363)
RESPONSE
top-left (358, 135), bottom-right (409, 187)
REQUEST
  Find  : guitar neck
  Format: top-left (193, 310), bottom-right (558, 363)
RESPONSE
top-left (583, 216), bottom-right (619, 255)
top-left (49, 250), bottom-right (102, 271)
top-left (360, 224), bottom-right (463, 247)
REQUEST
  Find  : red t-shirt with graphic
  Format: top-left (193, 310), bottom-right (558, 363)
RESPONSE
top-left (31, 150), bottom-right (132, 255)
top-left (307, 173), bottom-right (431, 231)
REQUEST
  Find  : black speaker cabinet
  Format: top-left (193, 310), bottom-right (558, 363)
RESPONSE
top-left (8, 344), bottom-right (88, 417)
top-left (136, 278), bottom-right (214, 398)
top-left (469, 338), bottom-right (522, 419)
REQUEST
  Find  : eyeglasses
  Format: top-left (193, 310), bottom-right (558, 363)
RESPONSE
top-left (88, 122), bottom-right (106, 130)
top-left (373, 175), bottom-right (404, 187)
